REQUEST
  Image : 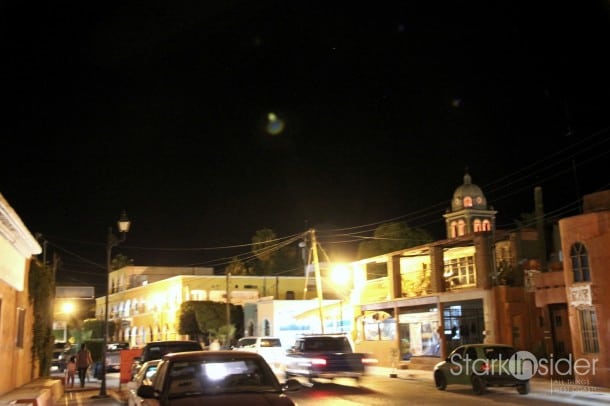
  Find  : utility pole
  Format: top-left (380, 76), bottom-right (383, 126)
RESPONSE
top-left (226, 272), bottom-right (231, 340)
top-left (310, 229), bottom-right (324, 333)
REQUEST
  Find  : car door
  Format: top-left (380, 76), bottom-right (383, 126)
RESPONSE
top-left (444, 345), bottom-right (470, 385)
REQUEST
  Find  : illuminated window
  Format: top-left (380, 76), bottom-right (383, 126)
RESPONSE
top-left (444, 256), bottom-right (476, 287)
top-left (570, 243), bottom-right (590, 282)
top-left (450, 221), bottom-right (458, 238)
top-left (463, 196), bottom-right (473, 207)
top-left (482, 220), bottom-right (491, 231)
top-left (457, 220), bottom-right (466, 236)
top-left (473, 219), bottom-right (482, 232)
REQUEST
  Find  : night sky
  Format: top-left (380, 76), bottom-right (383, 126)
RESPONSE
top-left (2, 2), bottom-right (609, 294)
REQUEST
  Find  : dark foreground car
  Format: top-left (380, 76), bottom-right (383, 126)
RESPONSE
top-left (433, 343), bottom-right (530, 395)
top-left (137, 350), bottom-right (301, 406)
top-left (131, 340), bottom-right (203, 379)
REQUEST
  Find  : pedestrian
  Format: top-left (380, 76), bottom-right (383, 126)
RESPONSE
top-left (75, 343), bottom-right (93, 388)
top-left (65, 356), bottom-right (76, 388)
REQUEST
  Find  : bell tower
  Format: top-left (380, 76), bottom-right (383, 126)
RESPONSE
top-left (443, 168), bottom-right (497, 239)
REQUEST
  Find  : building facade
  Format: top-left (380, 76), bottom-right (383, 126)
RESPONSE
top-left (0, 194), bottom-right (42, 395)
top-left (350, 172), bottom-right (544, 369)
top-left (94, 266), bottom-right (318, 347)
top-left (556, 190), bottom-right (610, 387)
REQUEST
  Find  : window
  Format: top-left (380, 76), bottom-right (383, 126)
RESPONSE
top-left (463, 196), bottom-right (473, 207)
top-left (450, 221), bottom-right (458, 238)
top-left (457, 220), bottom-right (465, 236)
top-left (579, 309), bottom-right (599, 353)
top-left (482, 220), bottom-right (491, 231)
top-left (16, 307), bottom-right (25, 348)
top-left (473, 219), bottom-right (482, 232)
top-left (570, 243), bottom-right (590, 282)
top-left (366, 262), bottom-right (387, 280)
top-left (444, 256), bottom-right (476, 287)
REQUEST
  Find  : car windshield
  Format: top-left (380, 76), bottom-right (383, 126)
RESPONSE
top-left (166, 358), bottom-right (279, 398)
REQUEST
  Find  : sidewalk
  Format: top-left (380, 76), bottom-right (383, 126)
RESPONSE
top-left (57, 389), bottom-right (125, 406)
top-left (58, 375), bottom-right (127, 406)
top-left (369, 366), bottom-right (610, 405)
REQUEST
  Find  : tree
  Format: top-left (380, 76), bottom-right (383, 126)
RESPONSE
top-left (28, 258), bottom-right (55, 376)
top-left (252, 228), bottom-right (277, 276)
top-left (82, 318), bottom-right (115, 341)
top-left (224, 257), bottom-right (251, 275)
top-left (111, 253), bottom-right (133, 270)
top-left (357, 222), bottom-right (433, 259)
top-left (178, 301), bottom-right (243, 345)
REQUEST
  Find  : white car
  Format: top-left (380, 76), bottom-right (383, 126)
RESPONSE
top-left (233, 337), bottom-right (286, 381)
top-left (126, 359), bottom-right (160, 406)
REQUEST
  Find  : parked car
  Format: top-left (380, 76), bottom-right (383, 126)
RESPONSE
top-left (106, 342), bottom-right (130, 372)
top-left (433, 343), bottom-right (530, 395)
top-left (51, 342), bottom-right (69, 372)
top-left (232, 336), bottom-right (286, 380)
top-left (137, 350), bottom-right (301, 405)
top-left (130, 340), bottom-right (203, 379)
top-left (127, 359), bottom-right (161, 406)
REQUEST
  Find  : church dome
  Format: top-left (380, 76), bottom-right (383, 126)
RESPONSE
top-left (451, 172), bottom-right (487, 211)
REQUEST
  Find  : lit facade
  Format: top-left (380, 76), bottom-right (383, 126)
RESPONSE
top-left (94, 266), bottom-right (316, 348)
top-left (0, 194), bottom-right (42, 395)
top-left (557, 190), bottom-right (610, 387)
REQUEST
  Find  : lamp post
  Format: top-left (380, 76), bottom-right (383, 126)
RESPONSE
top-left (97, 210), bottom-right (131, 398)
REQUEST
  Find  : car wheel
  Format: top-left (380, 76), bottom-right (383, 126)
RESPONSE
top-left (517, 381), bottom-right (530, 395)
top-left (471, 375), bottom-right (487, 395)
top-left (434, 371), bottom-right (447, 390)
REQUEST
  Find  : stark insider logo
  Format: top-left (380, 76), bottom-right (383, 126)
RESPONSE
top-left (509, 351), bottom-right (599, 380)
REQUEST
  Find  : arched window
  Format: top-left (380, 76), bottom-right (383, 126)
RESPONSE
top-left (570, 242), bottom-right (590, 282)
top-left (450, 221), bottom-right (458, 238)
top-left (473, 219), bottom-right (482, 232)
top-left (482, 220), bottom-right (491, 231)
top-left (457, 220), bottom-right (466, 236)
top-left (463, 196), bottom-right (473, 207)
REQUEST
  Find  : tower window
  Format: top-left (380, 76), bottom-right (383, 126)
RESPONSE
top-left (473, 219), bottom-right (482, 232)
top-left (463, 196), bottom-right (473, 207)
top-left (457, 220), bottom-right (465, 236)
top-left (570, 242), bottom-right (590, 282)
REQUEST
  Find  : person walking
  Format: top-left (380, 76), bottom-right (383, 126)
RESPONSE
top-left (75, 343), bottom-right (93, 388)
top-left (65, 356), bottom-right (77, 388)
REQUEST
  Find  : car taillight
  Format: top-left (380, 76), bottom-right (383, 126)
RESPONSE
top-left (311, 358), bottom-right (326, 366)
top-left (362, 357), bottom-right (378, 365)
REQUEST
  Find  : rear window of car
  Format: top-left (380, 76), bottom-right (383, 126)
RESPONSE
top-left (144, 342), bottom-right (202, 361)
top-left (484, 346), bottom-right (515, 360)
top-left (260, 338), bottom-right (281, 347)
top-left (303, 337), bottom-right (351, 352)
top-left (237, 338), bottom-right (257, 348)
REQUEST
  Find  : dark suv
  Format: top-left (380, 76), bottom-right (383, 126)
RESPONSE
top-left (130, 340), bottom-right (202, 379)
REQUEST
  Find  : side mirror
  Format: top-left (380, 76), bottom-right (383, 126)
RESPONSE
top-left (283, 378), bottom-right (301, 392)
top-left (137, 385), bottom-right (156, 398)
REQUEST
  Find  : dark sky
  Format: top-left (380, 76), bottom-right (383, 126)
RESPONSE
top-left (2, 2), bottom-right (609, 294)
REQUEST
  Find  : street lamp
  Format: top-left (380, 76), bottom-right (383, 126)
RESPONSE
top-left (97, 210), bottom-right (131, 398)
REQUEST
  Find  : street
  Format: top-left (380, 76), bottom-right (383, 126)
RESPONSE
top-left (51, 367), bottom-right (610, 406)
